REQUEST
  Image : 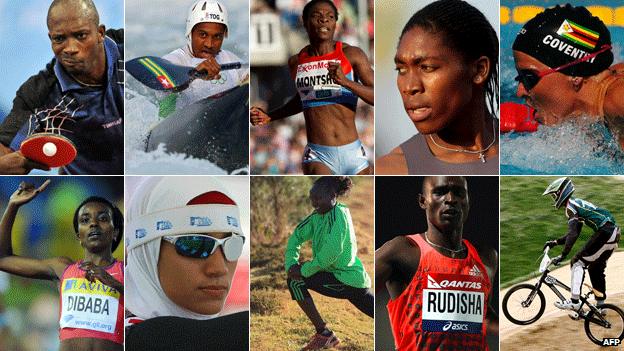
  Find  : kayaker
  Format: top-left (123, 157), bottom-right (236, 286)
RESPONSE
top-left (158, 0), bottom-right (248, 118)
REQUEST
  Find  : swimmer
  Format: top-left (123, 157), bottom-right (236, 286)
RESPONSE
top-left (512, 4), bottom-right (624, 148)
top-left (250, 0), bottom-right (374, 175)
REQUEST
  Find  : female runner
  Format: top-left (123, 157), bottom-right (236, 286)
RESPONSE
top-left (376, 0), bottom-right (499, 175)
top-left (285, 176), bottom-right (373, 350)
top-left (0, 180), bottom-right (124, 351)
top-left (251, 0), bottom-right (374, 175)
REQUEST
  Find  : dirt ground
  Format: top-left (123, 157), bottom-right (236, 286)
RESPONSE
top-left (500, 251), bottom-right (624, 350)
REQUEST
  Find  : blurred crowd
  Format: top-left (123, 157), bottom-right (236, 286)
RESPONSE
top-left (0, 178), bottom-right (123, 351)
top-left (250, 0), bottom-right (374, 174)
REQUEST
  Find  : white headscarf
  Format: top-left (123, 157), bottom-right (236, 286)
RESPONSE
top-left (125, 176), bottom-right (242, 320)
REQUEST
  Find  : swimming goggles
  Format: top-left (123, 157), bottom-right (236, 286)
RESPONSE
top-left (515, 44), bottom-right (611, 91)
top-left (162, 233), bottom-right (245, 261)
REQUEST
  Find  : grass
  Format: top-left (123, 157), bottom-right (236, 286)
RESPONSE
top-left (500, 176), bottom-right (624, 286)
top-left (251, 178), bottom-right (374, 351)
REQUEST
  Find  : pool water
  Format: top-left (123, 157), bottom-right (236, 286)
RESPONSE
top-left (500, 1), bottom-right (624, 174)
top-left (501, 121), bottom-right (624, 175)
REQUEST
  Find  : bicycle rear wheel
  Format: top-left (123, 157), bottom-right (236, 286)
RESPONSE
top-left (502, 283), bottom-right (546, 325)
top-left (584, 303), bottom-right (624, 346)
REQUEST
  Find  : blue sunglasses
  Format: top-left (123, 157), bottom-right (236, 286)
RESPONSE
top-left (163, 234), bottom-right (245, 261)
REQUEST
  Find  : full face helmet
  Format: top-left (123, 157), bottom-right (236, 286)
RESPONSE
top-left (542, 177), bottom-right (575, 209)
top-left (186, 0), bottom-right (229, 55)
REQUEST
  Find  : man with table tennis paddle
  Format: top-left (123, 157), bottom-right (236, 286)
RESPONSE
top-left (0, 0), bottom-right (123, 175)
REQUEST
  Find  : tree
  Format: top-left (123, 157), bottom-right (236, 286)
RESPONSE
top-left (251, 177), bottom-right (312, 246)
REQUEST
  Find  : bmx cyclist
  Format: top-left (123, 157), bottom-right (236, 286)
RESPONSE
top-left (543, 177), bottom-right (620, 311)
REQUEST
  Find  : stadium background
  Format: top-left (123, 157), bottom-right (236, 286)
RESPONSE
top-left (0, 177), bottom-right (123, 351)
top-left (250, 0), bottom-right (374, 174)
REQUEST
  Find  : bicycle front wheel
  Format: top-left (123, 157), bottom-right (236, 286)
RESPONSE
top-left (502, 283), bottom-right (546, 325)
top-left (584, 303), bottom-right (624, 346)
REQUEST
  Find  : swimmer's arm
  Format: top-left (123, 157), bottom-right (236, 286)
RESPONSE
top-left (603, 81), bottom-right (624, 148)
top-left (375, 147), bottom-right (408, 175)
top-left (338, 45), bottom-right (374, 106)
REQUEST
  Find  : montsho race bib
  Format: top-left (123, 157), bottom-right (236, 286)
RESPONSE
top-left (296, 60), bottom-right (343, 101)
top-left (59, 278), bottom-right (120, 333)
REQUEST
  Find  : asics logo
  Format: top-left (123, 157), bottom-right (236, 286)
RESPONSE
top-left (443, 321), bottom-right (469, 331)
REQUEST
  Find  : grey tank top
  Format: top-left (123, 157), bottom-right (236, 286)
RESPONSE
top-left (399, 134), bottom-right (499, 175)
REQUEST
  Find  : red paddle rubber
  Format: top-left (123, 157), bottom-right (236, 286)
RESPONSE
top-left (20, 133), bottom-right (77, 167)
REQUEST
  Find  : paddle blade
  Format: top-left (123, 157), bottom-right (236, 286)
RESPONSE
top-left (127, 56), bottom-right (190, 91)
top-left (127, 56), bottom-right (243, 91)
top-left (20, 133), bottom-right (77, 167)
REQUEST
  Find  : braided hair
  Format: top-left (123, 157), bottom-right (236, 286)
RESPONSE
top-left (400, 0), bottom-right (499, 115)
top-left (313, 176), bottom-right (353, 197)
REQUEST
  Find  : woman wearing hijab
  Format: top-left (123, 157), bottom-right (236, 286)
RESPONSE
top-left (124, 176), bottom-right (248, 351)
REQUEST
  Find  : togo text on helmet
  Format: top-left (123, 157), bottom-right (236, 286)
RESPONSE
top-left (543, 177), bottom-right (575, 209)
top-left (186, 0), bottom-right (229, 53)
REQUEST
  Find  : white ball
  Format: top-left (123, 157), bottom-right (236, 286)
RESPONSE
top-left (42, 142), bottom-right (57, 157)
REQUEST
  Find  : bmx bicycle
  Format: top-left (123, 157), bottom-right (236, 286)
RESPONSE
top-left (502, 247), bottom-right (624, 346)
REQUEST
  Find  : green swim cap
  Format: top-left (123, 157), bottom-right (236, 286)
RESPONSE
top-left (512, 4), bottom-right (613, 77)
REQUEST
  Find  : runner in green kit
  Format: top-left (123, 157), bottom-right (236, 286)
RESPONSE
top-left (285, 176), bottom-right (373, 350)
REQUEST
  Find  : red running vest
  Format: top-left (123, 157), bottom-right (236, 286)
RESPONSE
top-left (58, 260), bottom-right (124, 344)
top-left (387, 234), bottom-right (491, 351)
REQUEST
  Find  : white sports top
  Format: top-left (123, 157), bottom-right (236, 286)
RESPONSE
top-left (162, 46), bottom-right (246, 109)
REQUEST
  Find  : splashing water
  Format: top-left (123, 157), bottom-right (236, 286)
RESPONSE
top-left (125, 81), bottom-right (235, 175)
top-left (500, 16), bottom-right (624, 175)
top-left (501, 120), bottom-right (624, 174)
top-left (124, 0), bottom-right (249, 175)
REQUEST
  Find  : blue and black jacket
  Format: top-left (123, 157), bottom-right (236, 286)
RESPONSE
top-left (0, 29), bottom-right (124, 175)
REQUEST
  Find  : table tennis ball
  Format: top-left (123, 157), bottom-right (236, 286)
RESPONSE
top-left (43, 142), bottom-right (57, 157)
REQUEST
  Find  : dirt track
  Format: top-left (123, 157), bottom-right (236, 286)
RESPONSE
top-left (500, 251), bottom-right (624, 350)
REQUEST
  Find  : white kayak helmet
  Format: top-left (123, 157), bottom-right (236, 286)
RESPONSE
top-left (186, 0), bottom-right (229, 53)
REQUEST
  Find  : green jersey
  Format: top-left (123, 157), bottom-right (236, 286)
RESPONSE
top-left (566, 197), bottom-right (616, 232)
top-left (284, 203), bottom-right (371, 289)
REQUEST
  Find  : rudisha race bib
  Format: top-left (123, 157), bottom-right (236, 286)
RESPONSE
top-left (422, 273), bottom-right (485, 334)
top-left (60, 278), bottom-right (120, 334)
